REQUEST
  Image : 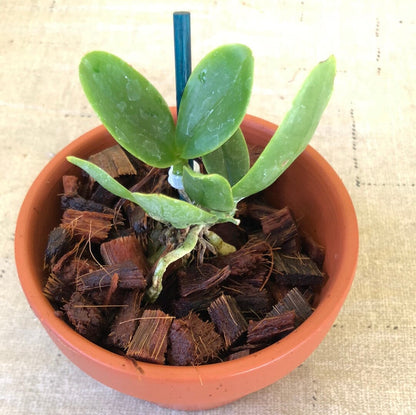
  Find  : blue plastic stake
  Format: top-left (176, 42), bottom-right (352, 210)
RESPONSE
top-left (173, 11), bottom-right (191, 114)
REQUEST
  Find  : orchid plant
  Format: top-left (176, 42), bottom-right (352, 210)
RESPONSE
top-left (68, 44), bottom-right (336, 301)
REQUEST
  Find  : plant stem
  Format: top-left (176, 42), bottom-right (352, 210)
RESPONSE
top-left (146, 225), bottom-right (203, 302)
top-left (204, 229), bottom-right (236, 255)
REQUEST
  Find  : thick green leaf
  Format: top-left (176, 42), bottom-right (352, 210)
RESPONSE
top-left (202, 128), bottom-right (249, 186)
top-left (182, 166), bottom-right (235, 213)
top-left (79, 51), bottom-right (178, 168)
top-left (176, 44), bottom-right (254, 159)
top-left (67, 157), bottom-right (217, 228)
top-left (232, 55), bottom-right (336, 201)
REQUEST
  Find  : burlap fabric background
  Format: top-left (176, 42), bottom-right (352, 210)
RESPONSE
top-left (1, 1), bottom-right (415, 414)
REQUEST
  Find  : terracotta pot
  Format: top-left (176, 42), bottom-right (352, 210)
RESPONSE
top-left (15, 113), bottom-right (358, 411)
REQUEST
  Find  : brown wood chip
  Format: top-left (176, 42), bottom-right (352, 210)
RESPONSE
top-left (167, 312), bottom-right (224, 366)
top-left (44, 252), bottom-right (98, 303)
top-left (301, 231), bottom-right (326, 269)
top-left (62, 175), bottom-right (79, 196)
top-left (126, 309), bottom-right (173, 364)
top-left (172, 287), bottom-right (222, 319)
top-left (106, 290), bottom-right (143, 350)
top-left (267, 287), bottom-right (313, 325)
top-left (88, 145), bottom-right (137, 178)
top-left (208, 239), bottom-right (270, 276)
top-left (61, 195), bottom-right (115, 215)
top-left (223, 280), bottom-right (274, 319)
top-left (61, 209), bottom-right (115, 243)
top-left (177, 263), bottom-right (231, 297)
top-left (272, 252), bottom-right (324, 287)
top-left (208, 294), bottom-right (248, 348)
top-left (63, 292), bottom-right (106, 342)
top-left (44, 226), bottom-right (72, 265)
top-left (100, 234), bottom-right (149, 274)
top-left (248, 204), bottom-right (299, 250)
top-left (226, 349), bottom-right (250, 361)
top-left (247, 310), bottom-right (296, 345)
top-left (76, 260), bottom-right (146, 293)
top-left (123, 202), bottom-right (148, 234)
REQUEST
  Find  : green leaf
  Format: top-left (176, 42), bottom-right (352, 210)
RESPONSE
top-left (232, 55), bottom-right (336, 201)
top-left (182, 166), bottom-right (235, 213)
top-left (202, 128), bottom-right (249, 186)
top-left (67, 156), bottom-right (217, 229)
top-left (176, 44), bottom-right (254, 159)
top-left (79, 51), bottom-right (179, 168)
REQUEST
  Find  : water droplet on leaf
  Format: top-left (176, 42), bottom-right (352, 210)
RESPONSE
top-left (117, 101), bottom-right (127, 112)
top-left (126, 80), bottom-right (141, 101)
top-left (199, 69), bottom-right (207, 84)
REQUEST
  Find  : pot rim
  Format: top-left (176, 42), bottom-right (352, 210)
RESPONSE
top-left (15, 113), bottom-right (359, 384)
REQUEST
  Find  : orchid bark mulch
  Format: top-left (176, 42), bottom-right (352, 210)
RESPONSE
top-left (43, 143), bottom-right (326, 366)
